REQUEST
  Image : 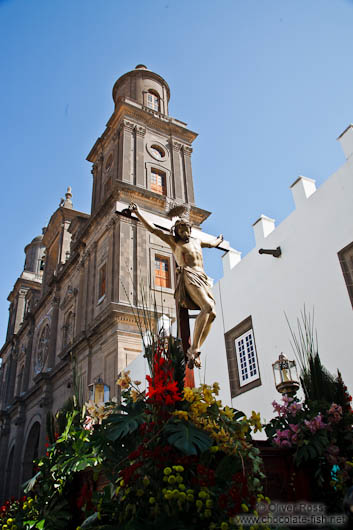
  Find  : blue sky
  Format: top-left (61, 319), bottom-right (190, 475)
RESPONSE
top-left (1, 0), bottom-right (353, 344)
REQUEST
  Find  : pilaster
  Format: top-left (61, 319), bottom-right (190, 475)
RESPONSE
top-left (14, 289), bottom-right (27, 334)
top-left (120, 120), bottom-right (135, 184)
top-left (47, 294), bottom-right (60, 369)
top-left (170, 140), bottom-right (184, 201)
top-left (135, 125), bottom-right (146, 188)
top-left (183, 146), bottom-right (195, 204)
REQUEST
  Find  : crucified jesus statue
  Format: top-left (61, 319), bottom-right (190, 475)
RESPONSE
top-left (129, 202), bottom-right (223, 369)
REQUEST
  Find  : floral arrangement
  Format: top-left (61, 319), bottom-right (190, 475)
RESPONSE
top-left (265, 372), bottom-right (353, 509)
top-left (1, 336), bottom-right (269, 530)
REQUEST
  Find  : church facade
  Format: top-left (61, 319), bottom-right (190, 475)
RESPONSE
top-left (0, 65), bottom-right (211, 500)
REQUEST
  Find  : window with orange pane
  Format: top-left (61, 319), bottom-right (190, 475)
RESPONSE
top-left (154, 255), bottom-right (171, 288)
top-left (150, 168), bottom-right (167, 195)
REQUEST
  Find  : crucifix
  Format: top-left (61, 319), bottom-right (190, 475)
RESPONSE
top-left (128, 203), bottom-right (223, 376)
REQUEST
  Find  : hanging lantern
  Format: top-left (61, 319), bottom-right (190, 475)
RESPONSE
top-left (272, 353), bottom-right (300, 397)
top-left (88, 377), bottom-right (110, 403)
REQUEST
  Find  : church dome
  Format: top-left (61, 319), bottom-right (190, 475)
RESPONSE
top-left (112, 65), bottom-right (170, 115)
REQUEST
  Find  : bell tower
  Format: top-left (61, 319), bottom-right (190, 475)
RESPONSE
top-left (87, 65), bottom-right (202, 221)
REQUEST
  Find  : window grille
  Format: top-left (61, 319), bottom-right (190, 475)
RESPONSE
top-left (147, 92), bottom-right (159, 111)
top-left (235, 329), bottom-right (259, 387)
top-left (150, 169), bottom-right (166, 195)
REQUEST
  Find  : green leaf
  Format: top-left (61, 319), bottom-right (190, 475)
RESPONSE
top-left (233, 410), bottom-right (246, 421)
top-left (165, 421), bottom-right (212, 455)
top-left (36, 520), bottom-right (46, 530)
top-left (23, 471), bottom-right (42, 493)
top-left (81, 512), bottom-right (99, 527)
top-left (105, 406), bottom-right (146, 441)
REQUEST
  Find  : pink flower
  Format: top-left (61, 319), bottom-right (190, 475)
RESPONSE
top-left (328, 403), bottom-right (343, 424)
top-left (304, 413), bottom-right (327, 433)
top-left (288, 402), bottom-right (302, 416)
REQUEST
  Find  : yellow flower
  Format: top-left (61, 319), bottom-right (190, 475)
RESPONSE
top-left (116, 370), bottom-right (131, 389)
top-left (183, 387), bottom-right (195, 402)
top-left (250, 411), bottom-right (262, 433)
top-left (131, 389), bottom-right (139, 402)
top-left (163, 467), bottom-right (172, 475)
top-left (173, 410), bottom-right (189, 420)
top-left (223, 406), bottom-right (234, 419)
top-left (212, 382), bottom-right (220, 395)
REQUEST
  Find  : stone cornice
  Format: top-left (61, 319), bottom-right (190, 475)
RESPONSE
top-left (86, 99), bottom-right (197, 163)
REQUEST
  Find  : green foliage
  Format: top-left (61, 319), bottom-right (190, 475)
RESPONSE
top-left (104, 402), bottom-right (146, 441)
top-left (165, 420), bottom-right (212, 455)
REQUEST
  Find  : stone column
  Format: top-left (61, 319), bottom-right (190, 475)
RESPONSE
top-left (113, 219), bottom-right (120, 302)
top-left (91, 164), bottom-right (98, 212)
top-left (106, 217), bottom-right (116, 304)
top-left (170, 140), bottom-right (184, 201)
top-left (90, 242), bottom-right (98, 322)
top-left (135, 125), bottom-right (146, 188)
top-left (112, 130), bottom-right (119, 184)
top-left (183, 146), bottom-right (195, 204)
top-left (12, 402), bottom-right (26, 497)
top-left (120, 120), bottom-right (135, 184)
top-left (14, 289), bottom-right (27, 334)
top-left (0, 412), bottom-right (10, 502)
top-left (47, 294), bottom-right (60, 370)
top-left (82, 250), bottom-right (91, 331)
top-left (136, 223), bottom-right (148, 307)
top-left (22, 318), bottom-right (35, 392)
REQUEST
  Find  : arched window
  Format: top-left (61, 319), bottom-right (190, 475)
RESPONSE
top-left (147, 90), bottom-right (160, 112)
top-left (34, 324), bottom-right (50, 374)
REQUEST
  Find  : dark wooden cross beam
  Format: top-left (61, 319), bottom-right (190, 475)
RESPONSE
top-left (179, 307), bottom-right (195, 388)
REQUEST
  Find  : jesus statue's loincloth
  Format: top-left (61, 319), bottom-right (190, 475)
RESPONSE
top-left (174, 266), bottom-right (215, 311)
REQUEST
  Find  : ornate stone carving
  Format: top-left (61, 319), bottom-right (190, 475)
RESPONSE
top-left (119, 120), bottom-right (135, 133)
top-left (136, 125), bottom-right (146, 137)
top-left (183, 146), bottom-right (193, 156)
top-left (60, 285), bottom-right (77, 310)
top-left (170, 140), bottom-right (182, 152)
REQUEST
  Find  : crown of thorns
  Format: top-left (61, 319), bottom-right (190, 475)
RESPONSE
top-left (170, 219), bottom-right (192, 236)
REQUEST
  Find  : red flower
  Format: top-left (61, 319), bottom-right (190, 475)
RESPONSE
top-left (145, 349), bottom-right (181, 407)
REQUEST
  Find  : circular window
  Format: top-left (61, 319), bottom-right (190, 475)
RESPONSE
top-left (146, 142), bottom-right (168, 162)
top-left (150, 145), bottom-right (164, 159)
top-left (105, 154), bottom-right (113, 172)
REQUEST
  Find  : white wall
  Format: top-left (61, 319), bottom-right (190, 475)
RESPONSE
top-left (126, 128), bottom-right (353, 434)
top-left (200, 131), bottom-right (353, 427)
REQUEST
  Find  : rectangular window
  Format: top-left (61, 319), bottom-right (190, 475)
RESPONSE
top-left (98, 264), bottom-right (106, 301)
top-left (147, 93), bottom-right (159, 111)
top-left (150, 169), bottom-right (167, 195)
top-left (224, 316), bottom-right (261, 397)
top-left (154, 255), bottom-right (171, 288)
top-left (235, 329), bottom-right (259, 386)
top-left (338, 241), bottom-right (353, 309)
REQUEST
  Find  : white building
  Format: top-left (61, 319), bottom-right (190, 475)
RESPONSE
top-left (128, 124), bottom-right (353, 426)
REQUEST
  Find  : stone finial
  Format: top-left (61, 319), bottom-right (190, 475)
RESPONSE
top-left (61, 186), bottom-right (73, 209)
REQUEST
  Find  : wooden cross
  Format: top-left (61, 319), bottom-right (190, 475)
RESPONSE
top-left (179, 307), bottom-right (195, 388)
